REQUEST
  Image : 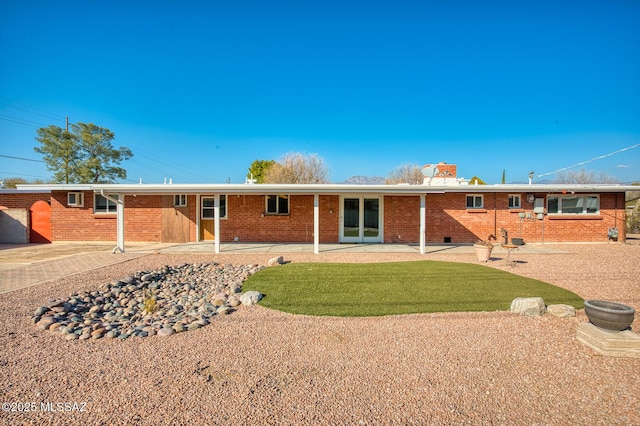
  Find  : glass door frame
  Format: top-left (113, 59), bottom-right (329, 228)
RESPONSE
top-left (339, 195), bottom-right (383, 243)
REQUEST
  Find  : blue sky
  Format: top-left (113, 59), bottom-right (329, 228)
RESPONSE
top-left (1, 0), bottom-right (639, 184)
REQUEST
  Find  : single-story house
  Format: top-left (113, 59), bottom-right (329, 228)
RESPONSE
top-left (1, 163), bottom-right (634, 253)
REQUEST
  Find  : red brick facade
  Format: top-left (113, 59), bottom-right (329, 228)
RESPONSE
top-left (0, 192), bottom-right (49, 209)
top-left (0, 189), bottom-right (628, 244)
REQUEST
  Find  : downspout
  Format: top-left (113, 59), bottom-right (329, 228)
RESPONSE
top-left (101, 189), bottom-right (125, 254)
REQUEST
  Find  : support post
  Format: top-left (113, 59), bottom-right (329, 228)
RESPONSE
top-left (214, 194), bottom-right (221, 254)
top-left (420, 194), bottom-right (426, 254)
top-left (314, 194), bottom-right (319, 254)
top-left (101, 190), bottom-right (125, 253)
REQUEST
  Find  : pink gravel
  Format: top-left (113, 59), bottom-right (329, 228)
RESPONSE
top-left (0, 241), bottom-right (638, 425)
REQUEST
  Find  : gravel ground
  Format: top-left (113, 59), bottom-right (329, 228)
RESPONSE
top-left (0, 241), bottom-right (639, 425)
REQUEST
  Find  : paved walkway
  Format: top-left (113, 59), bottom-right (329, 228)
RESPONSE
top-left (0, 242), bottom-right (565, 294)
top-left (0, 251), bottom-right (147, 294)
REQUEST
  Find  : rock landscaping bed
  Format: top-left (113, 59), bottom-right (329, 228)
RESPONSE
top-left (32, 262), bottom-right (264, 340)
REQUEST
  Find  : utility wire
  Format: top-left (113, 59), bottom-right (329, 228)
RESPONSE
top-left (0, 98), bottom-right (66, 121)
top-left (0, 154), bottom-right (45, 163)
top-left (536, 143), bottom-right (640, 178)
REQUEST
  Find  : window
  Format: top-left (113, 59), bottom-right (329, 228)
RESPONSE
top-left (174, 194), bottom-right (187, 207)
top-left (547, 195), bottom-right (599, 214)
top-left (466, 194), bottom-right (484, 209)
top-left (201, 195), bottom-right (227, 219)
top-left (94, 194), bottom-right (118, 214)
top-left (67, 192), bottom-right (84, 207)
top-left (508, 194), bottom-right (521, 209)
top-left (266, 195), bottom-right (289, 214)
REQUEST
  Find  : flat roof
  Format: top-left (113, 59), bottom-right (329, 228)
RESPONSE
top-left (14, 182), bottom-right (638, 195)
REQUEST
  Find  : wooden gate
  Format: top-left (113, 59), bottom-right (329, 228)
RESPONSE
top-left (161, 196), bottom-right (190, 243)
top-left (30, 200), bottom-right (51, 243)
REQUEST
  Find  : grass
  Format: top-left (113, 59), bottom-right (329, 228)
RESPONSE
top-left (242, 261), bottom-right (584, 317)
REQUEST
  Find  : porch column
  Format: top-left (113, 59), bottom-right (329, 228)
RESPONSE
top-left (314, 193), bottom-right (319, 254)
top-left (214, 194), bottom-right (221, 254)
top-left (419, 194), bottom-right (426, 255)
top-left (101, 190), bottom-right (125, 253)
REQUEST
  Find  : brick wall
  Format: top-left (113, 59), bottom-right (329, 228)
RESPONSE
top-left (219, 194), bottom-right (339, 243)
top-left (0, 191), bottom-right (50, 209)
top-left (426, 192), bottom-right (626, 243)
top-left (51, 191), bottom-right (164, 242)
top-left (7, 190), bottom-right (626, 244)
top-left (384, 196), bottom-right (420, 243)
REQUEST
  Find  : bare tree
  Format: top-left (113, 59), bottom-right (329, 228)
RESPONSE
top-left (264, 152), bottom-right (330, 184)
top-left (385, 163), bottom-right (423, 184)
top-left (555, 168), bottom-right (619, 184)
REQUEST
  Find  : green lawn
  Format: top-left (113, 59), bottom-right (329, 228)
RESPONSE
top-left (242, 261), bottom-right (584, 317)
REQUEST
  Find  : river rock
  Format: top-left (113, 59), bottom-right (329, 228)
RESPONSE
top-left (33, 262), bottom-right (264, 341)
top-left (240, 291), bottom-right (263, 306)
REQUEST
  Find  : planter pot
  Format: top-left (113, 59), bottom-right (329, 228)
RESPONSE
top-left (473, 244), bottom-right (493, 262)
top-left (584, 300), bottom-right (635, 332)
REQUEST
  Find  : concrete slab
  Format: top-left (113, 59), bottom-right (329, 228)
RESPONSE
top-left (576, 322), bottom-right (640, 358)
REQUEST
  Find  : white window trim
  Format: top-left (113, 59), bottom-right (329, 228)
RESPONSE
top-left (466, 194), bottom-right (484, 209)
top-left (547, 194), bottom-right (600, 215)
top-left (265, 194), bottom-right (290, 215)
top-left (94, 194), bottom-right (118, 214)
top-left (67, 192), bottom-right (84, 207)
top-left (174, 194), bottom-right (187, 207)
top-left (201, 195), bottom-right (227, 220)
top-left (508, 194), bottom-right (522, 209)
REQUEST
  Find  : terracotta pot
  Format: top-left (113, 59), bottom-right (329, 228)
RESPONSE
top-left (584, 300), bottom-right (635, 332)
top-left (473, 244), bottom-right (493, 262)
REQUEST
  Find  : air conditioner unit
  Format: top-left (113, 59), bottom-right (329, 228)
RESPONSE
top-left (67, 192), bottom-right (84, 207)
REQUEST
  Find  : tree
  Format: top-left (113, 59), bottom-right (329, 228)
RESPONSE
top-left (469, 176), bottom-right (486, 185)
top-left (385, 163), bottom-right (423, 184)
top-left (264, 152), bottom-right (330, 184)
top-left (34, 122), bottom-right (132, 183)
top-left (247, 159), bottom-right (276, 183)
top-left (35, 125), bottom-right (80, 183)
top-left (554, 168), bottom-right (619, 184)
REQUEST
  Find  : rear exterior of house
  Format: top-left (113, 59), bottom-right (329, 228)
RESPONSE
top-left (1, 187), bottom-right (629, 247)
top-left (1, 163), bottom-right (633, 247)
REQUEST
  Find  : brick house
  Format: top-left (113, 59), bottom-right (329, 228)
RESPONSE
top-left (1, 163), bottom-right (633, 253)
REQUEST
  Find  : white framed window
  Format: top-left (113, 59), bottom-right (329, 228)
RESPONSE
top-left (547, 195), bottom-right (599, 215)
top-left (174, 194), bottom-right (187, 207)
top-left (266, 195), bottom-right (289, 215)
top-left (466, 194), bottom-right (484, 209)
top-left (94, 194), bottom-right (118, 214)
top-left (201, 195), bottom-right (227, 219)
top-left (67, 192), bottom-right (84, 207)
top-left (508, 194), bottom-right (521, 209)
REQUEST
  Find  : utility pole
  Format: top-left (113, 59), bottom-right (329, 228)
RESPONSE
top-left (66, 116), bottom-right (69, 132)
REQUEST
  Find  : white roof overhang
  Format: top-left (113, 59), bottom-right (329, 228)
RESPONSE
top-left (14, 183), bottom-right (638, 195)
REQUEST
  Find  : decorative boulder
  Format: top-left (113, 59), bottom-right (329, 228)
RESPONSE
top-left (268, 256), bottom-right (284, 266)
top-left (546, 304), bottom-right (576, 318)
top-left (510, 297), bottom-right (546, 317)
top-left (240, 291), bottom-right (263, 306)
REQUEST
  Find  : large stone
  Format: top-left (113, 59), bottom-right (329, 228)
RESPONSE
top-left (268, 256), bottom-right (284, 266)
top-left (510, 297), bottom-right (546, 317)
top-left (240, 291), bottom-right (263, 306)
top-left (546, 304), bottom-right (576, 318)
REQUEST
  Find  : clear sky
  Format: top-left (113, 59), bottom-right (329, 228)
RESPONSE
top-left (1, 0), bottom-right (639, 185)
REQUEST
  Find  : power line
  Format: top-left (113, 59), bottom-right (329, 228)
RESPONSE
top-left (0, 170), bottom-right (50, 179)
top-left (536, 143), bottom-right (640, 178)
top-left (0, 98), bottom-right (66, 121)
top-left (0, 154), bottom-right (45, 163)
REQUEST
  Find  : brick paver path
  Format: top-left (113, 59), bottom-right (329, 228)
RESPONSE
top-left (0, 252), bottom-right (146, 294)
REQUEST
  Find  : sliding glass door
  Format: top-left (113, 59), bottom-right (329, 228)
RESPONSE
top-left (340, 196), bottom-right (382, 243)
